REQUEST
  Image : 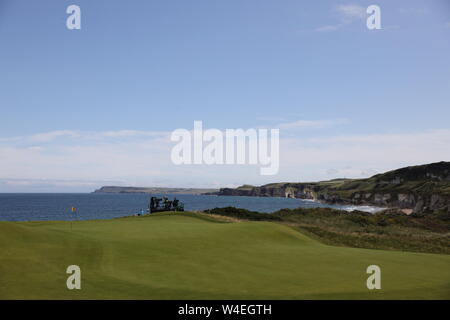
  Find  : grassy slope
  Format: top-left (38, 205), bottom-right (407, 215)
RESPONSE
top-left (0, 212), bottom-right (449, 299)
top-left (205, 207), bottom-right (450, 254)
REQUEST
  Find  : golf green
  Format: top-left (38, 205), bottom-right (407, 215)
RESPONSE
top-left (0, 213), bottom-right (449, 299)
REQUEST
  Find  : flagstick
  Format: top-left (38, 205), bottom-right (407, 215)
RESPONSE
top-left (70, 206), bottom-right (76, 231)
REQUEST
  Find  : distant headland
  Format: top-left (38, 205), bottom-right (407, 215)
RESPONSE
top-left (93, 186), bottom-right (219, 195)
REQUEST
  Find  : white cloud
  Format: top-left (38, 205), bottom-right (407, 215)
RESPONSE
top-left (256, 116), bottom-right (288, 122)
top-left (315, 24), bottom-right (343, 32)
top-left (0, 128), bottom-right (449, 191)
top-left (30, 130), bottom-right (81, 142)
top-left (279, 129), bottom-right (450, 181)
top-left (335, 4), bottom-right (366, 21)
top-left (314, 4), bottom-right (366, 32)
top-left (399, 7), bottom-right (429, 15)
top-left (99, 130), bottom-right (169, 138)
top-left (1, 178), bottom-right (112, 187)
top-left (307, 129), bottom-right (450, 145)
top-left (0, 130), bottom-right (173, 181)
top-left (277, 118), bottom-right (348, 129)
top-left (0, 129), bottom-right (170, 144)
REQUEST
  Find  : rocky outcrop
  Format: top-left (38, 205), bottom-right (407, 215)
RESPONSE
top-left (211, 162), bottom-right (450, 215)
top-left (335, 192), bottom-right (450, 215)
top-left (218, 184), bottom-right (321, 199)
top-left (216, 185), bottom-right (450, 215)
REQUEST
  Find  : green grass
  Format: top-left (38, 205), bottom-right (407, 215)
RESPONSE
top-left (1, 212), bottom-right (449, 299)
top-left (206, 207), bottom-right (450, 254)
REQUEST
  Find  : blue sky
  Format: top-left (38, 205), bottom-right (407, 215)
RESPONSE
top-left (0, 0), bottom-right (449, 192)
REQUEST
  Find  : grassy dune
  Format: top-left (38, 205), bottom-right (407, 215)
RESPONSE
top-left (0, 212), bottom-right (449, 299)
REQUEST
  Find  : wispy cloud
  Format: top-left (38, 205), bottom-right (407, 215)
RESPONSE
top-left (398, 7), bottom-right (430, 16)
top-left (0, 178), bottom-right (119, 188)
top-left (277, 118), bottom-right (348, 129)
top-left (280, 129), bottom-right (450, 180)
top-left (1, 127), bottom-right (449, 190)
top-left (315, 24), bottom-right (343, 32)
top-left (29, 130), bottom-right (81, 142)
top-left (314, 4), bottom-right (366, 32)
top-left (335, 4), bottom-right (366, 21)
top-left (0, 129), bottom-right (170, 145)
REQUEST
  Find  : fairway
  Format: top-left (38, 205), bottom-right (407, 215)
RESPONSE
top-left (0, 213), bottom-right (449, 299)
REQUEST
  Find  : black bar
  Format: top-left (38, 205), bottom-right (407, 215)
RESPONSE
top-left (1, 300), bottom-right (448, 319)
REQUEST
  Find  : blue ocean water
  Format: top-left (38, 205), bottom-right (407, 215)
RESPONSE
top-left (0, 193), bottom-right (383, 222)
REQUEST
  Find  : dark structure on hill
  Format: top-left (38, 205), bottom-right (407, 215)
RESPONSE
top-left (149, 196), bottom-right (184, 213)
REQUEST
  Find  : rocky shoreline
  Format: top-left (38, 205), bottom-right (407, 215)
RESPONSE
top-left (208, 162), bottom-right (450, 216)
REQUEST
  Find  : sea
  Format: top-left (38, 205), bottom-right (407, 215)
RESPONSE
top-left (0, 193), bottom-right (384, 222)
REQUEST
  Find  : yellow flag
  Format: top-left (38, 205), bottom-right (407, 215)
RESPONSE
top-left (71, 207), bottom-right (76, 213)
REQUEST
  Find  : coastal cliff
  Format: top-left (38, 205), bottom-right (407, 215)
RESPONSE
top-left (210, 162), bottom-right (450, 215)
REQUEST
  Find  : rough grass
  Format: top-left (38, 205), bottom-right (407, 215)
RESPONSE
top-left (206, 207), bottom-right (450, 254)
top-left (204, 207), bottom-right (281, 221)
top-left (0, 213), bottom-right (449, 299)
